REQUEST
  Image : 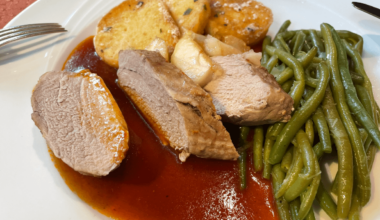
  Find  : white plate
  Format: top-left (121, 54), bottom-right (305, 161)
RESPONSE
top-left (1, 0), bottom-right (380, 219)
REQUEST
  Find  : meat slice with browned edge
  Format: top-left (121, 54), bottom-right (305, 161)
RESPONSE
top-left (117, 50), bottom-right (239, 162)
top-left (204, 53), bottom-right (294, 126)
top-left (31, 70), bottom-right (129, 176)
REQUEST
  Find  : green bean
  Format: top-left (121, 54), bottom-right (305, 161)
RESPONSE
top-left (265, 45), bottom-right (305, 108)
top-left (335, 36), bottom-right (374, 205)
top-left (302, 38), bottom-right (311, 53)
top-left (289, 198), bottom-right (301, 220)
top-left (356, 84), bottom-right (374, 149)
top-left (303, 83), bottom-right (316, 101)
top-left (309, 29), bottom-right (325, 58)
top-left (351, 72), bottom-right (365, 84)
top-left (238, 151), bottom-right (247, 190)
top-left (299, 47), bottom-right (318, 67)
top-left (238, 127), bottom-right (250, 190)
top-left (273, 32), bottom-right (291, 53)
top-left (313, 142), bottom-right (324, 159)
top-left (272, 164), bottom-right (292, 220)
top-left (275, 147), bottom-right (303, 198)
top-left (302, 40), bottom-right (312, 52)
top-left (298, 150), bottom-right (320, 220)
top-left (304, 209), bottom-right (316, 220)
top-left (281, 147), bottom-right (293, 173)
top-left (316, 183), bottom-right (338, 220)
top-left (312, 57), bottom-right (324, 63)
top-left (239, 126), bottom-right (250, 146)
top-left (330, 172), bottom-right (338, 196)
top-left (348, 187), bottom-right (361, 220)
top-left (359, 128), bottom-right (369, 145)
top-left (313, 108), bottom-right (332, 153)
top-left (334, 33), bottom-right (380, 154)
top-left (305, 119), bottom-right (314, 144)
top-left (321, 86), bottom-right (353, 218)
top-left (237, 141), bottom-right (253, 154)
top-left (265, 55), bottom-right (279, 73)
top-left (276, 68), bottom-right (294, 85)
top-left (275, 20), bottom-right (291, 39)
top-left (285, 85), bottom-right (305, 110)
top-left (276, 198), bottom-right (292, 220)
top-left (284, 129), bottom-right (316, 202)
top-left (273, 31), bottom-right (296, 54)
top-left (304, 63), bottom-right (318, 88)
top-left (367, 145), bottom-right (377, 171)
top-left (346, 36), bottom-right (380, 175)
top-left (271, 67), bottom-right (282, 79)
top-left (291, 137), bottom-right (298, 148)
top-left (268, 123), bottom-right (285, 140)
top-left (292, 31), bottom-right (306, 56)
top-left (349, 59), bottom-right (356, 72)
top-left (364, 137), bottom-right (372, 152)
top-left (253, 126), bottom-right (264, 172)
top-left (272, 164), bottom-right (284, 192)
top-left (263, 126), bottom-right (274, 179)
top-left (290, 30), bottom-right (309, 47)
top-left (271, 63), bottom-right (287, 77)
top-left (268, 62), bottom-right (329, 164)
top-left (344, 40), bottom-right (379, 147)
top-left (281, 79), bottom-right (294, 93)
top-left (345, 37), bottom-right (357, 48)
top-left (337, 30), bottom-right (363, 55)
top-left (277, 31), bottom-right (297, 42)
top-left (301, 186), bottom-right (317, 220)
top-left (295, 51), bottom-right (307, 59)
top-left (274, 30), bottom-right (295, 54)
top-left (355, 85), bottom-right (376, 150)
top-left (261, 36), bottom-right (272, 66)
top-left (274, 38), bottom-right (291, 53)
top-left (305, 76), bottom-right (318, 88)
top-left (322, 23), bottom-right (370, 207)
top-left (274, 47), bottom-right (317, 85)
top-left (356, 85), bottom-right (373, 118)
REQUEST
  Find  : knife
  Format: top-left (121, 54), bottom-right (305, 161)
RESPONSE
top-left (353, 2), bottom-right (380, 19)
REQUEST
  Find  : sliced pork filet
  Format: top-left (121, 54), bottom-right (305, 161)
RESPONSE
top-left (117, 50), bottom-right (238, 162)
top-left (31, 70), bottom-right (129, 176)
top-left (204, 53), bottom-right (294, 126)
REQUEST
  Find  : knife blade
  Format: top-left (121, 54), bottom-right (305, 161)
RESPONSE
top-left (353, 2), bottom-right (380, 19)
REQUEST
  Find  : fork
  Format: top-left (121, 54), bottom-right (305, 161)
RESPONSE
top-left (0, 23), bottom-right (67, 48)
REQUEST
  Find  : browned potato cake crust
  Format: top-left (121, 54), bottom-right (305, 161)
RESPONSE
top-left (206, 0), bottom-right (273, 46)
top-left (94, 0), bottom-right (181, 68)
top-left (164, 0), bottom-right (211, 34)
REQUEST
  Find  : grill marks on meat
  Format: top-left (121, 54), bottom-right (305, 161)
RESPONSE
top-left (31, 70), bottom-right (129, 176)
top-left (117, 50), bottom-right (239, 162)
top-left (204, 54), bottom-right (294, 126)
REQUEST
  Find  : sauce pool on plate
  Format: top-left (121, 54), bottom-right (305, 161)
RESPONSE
top-left (52, 36), bottom-right (278, 220)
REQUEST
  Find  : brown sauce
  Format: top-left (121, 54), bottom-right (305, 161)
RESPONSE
top-left (52, 36), bottom-right (278, 220)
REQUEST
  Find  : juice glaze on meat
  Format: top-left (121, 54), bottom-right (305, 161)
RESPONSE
top-left (52, 36), bottom-right (278, 220)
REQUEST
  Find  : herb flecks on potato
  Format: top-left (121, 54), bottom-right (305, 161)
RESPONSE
top-left (206, 0), bottom-right (273, 46)
top-left (94, 0), bottom-right (181, 68)
top-left (164, 0), bottom-right (211, 34)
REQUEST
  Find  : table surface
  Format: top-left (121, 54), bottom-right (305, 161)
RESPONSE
top-left (0, 0), bottom-right (36, 28)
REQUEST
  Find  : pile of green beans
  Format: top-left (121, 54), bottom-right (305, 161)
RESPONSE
top-left (236, 20), bottom-right (380, 220)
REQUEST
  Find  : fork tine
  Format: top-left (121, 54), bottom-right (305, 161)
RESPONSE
top-left (0, 24), bottom-right (63, 37)
top-left (0, 29), bottom-right (67, 48)
top-left (0, 26), bottom-right (64, 39)
top-left (0, 23), bottom-right (61, 35)
top-left (0, 27), bottom-right (66, 41)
